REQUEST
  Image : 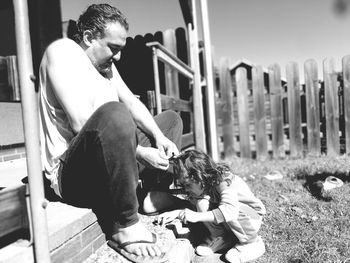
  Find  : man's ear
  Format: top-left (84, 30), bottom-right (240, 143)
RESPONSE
top-left (82, 30), bottom-right (94, 47)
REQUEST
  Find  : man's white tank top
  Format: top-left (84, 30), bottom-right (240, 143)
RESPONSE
top-left (39, 54), bottom-right (74, 197)
top-left (39, 39), bottom-right (120, 197)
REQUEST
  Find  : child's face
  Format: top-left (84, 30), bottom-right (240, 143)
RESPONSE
top-left (179, 178), bottom-right (204, 197)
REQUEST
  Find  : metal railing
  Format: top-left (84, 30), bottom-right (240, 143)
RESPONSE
top-left (146, 41), bottom-right (207, 152)
top-left (13, 0), bottom-right (51, 262)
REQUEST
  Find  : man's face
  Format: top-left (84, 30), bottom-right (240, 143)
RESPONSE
top-left (88, 22), bottom-right (127, 74)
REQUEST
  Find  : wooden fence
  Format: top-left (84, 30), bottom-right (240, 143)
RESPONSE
top-left (216, 55), bottom-right (350, 160)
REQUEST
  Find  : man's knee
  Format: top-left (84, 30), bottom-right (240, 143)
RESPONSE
top-left (163, 110), bottom-right (183, 133)
top-left (95, 102), bottom-right (136, 135)
top-left (156, 110), bottom-right (183, 146)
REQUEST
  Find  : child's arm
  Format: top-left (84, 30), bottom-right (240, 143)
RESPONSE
top-left (159, 207), bottom-right (216, 225)
top-left (157, 209), bottom-right (183, 225)
top-left (157, 198), bottom-right (194, 225)
top-left (211, 180), bottom-right (240, 224)
top-left (179, 208), bottom-right (215, 223)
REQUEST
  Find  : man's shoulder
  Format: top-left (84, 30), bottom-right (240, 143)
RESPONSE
top-left (46, 38), bottom-right (76, 49)
top-left (45, 38), bottom-right (84, 59)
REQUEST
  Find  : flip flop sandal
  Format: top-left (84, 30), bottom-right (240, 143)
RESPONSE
top-left (107, 233), bottom-right (168, 263)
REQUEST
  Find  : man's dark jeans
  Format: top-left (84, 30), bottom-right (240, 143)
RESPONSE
top-left (58, 101), bottom-right (182, 234)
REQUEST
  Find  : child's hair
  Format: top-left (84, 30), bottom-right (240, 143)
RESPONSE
top-left (172, 149), bottom-right (232, 192)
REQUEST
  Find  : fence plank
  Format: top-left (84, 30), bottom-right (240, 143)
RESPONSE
top-left (286, 62), bottom-right (303, 157)
top-left (6, 56), bottom-right (20, 101)
top-left (160, 94), bottom-right (192, 112)
top-left (0, 56), bottom-right (11, 101)
top-left (269, 64), bottom-right (285, 158)
top-left (304, 59), bottom-right (321, 156)
top-left (342, 55), bottom-right (350, 153)
top-left (236, 68), bottom-right (251, 158)
top-left (163, 29), bottom-right (180, 98)
top-left (219, 58), bottom-right (235, 158)
top-left (252, 66), bottom-right (268, 160)
top-left (323, 58), bottom-right (340, 156)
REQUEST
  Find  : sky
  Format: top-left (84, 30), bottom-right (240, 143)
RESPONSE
top-left (60, 0), bottom-right (350, 80)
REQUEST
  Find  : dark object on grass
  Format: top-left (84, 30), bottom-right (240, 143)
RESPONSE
top-left (304, 175), bottom-right (344, 201)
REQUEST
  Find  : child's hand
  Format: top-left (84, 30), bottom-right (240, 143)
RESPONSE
top-left (157, 210), bottom-right (181, 226)
top-left (179, 208), bottom-right (199, 223)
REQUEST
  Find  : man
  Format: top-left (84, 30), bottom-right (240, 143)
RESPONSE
top-left (39, 3), bottom-right (183, 261)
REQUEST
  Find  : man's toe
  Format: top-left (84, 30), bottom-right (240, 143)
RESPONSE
top-left (146, 246), bottom-right (156, 257)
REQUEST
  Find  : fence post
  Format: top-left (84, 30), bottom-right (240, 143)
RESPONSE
top-left (304, 59), bottom-right (321, 156)
top-left (286, 62), bottom-right (303, 157)
top-left (219, 57), bottom-right (235, 159)
top-left (252, 66), bottom-right (268, 160)
top-left (269, 64), bottom-right (285, 158)
top-left (323, 58), bottom-right (340, 156)
top-left (342, 55), bottom-right (350, 154)
top-left (236, 68), bottom-right (251, 158)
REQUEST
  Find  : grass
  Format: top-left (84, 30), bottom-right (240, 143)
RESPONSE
top-left (225, 154), bottom-right (350, 263)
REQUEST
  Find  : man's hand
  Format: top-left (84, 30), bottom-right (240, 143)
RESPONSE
top-left (136, 146), bottom-right (169, 170)
top-left (155, 135), bottom-right (180, 158)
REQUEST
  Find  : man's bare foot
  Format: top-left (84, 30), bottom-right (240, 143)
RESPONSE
top-left (111, 221), bottom-right (163, 257)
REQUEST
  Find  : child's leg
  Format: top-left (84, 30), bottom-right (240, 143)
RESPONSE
top-left (195, 197), bottom-right (236, 256)
top-left (225, 203), bottom-right (265, 263)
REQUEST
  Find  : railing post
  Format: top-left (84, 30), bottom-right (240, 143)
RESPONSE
top-left (188, 0), bottom-right (207, 153)
top-left (151, 47), bottom-right (162, 115)
top-left (13, 0), bottom-right (51, 262)
top-left (199, 0), bottom-right (219, 161)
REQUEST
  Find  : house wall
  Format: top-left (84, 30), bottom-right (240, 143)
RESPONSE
top-left (0, 1), bottom-right (62, 161)
top-left (0, 7), bottom-right (16, 102)
top-left (0, 7), bottom-right (24, 162)
top-left (0, 8), bottom-right (16, 57)
top-left (0, 102), bottom-right (25, 162)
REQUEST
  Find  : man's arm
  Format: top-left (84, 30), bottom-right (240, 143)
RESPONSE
top-left (111, 65), bottom-right (179, 166)
top-left (44, 39), bottom-right (97, 133)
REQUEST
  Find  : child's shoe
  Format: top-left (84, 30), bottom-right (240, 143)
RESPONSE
top-left (196, 235), bottom-right (234, 256)
top-left (225, 236), bottom-right (265, 263)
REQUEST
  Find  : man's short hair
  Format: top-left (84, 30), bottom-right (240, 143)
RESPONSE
top-left (75, 4), bottom-right (129, 43)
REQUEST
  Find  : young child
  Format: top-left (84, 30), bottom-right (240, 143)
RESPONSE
top-left (158, 149), bottom-right (266, 263)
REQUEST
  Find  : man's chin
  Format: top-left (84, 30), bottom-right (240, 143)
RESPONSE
top-left (98, 65), bottom-right (112, 74)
